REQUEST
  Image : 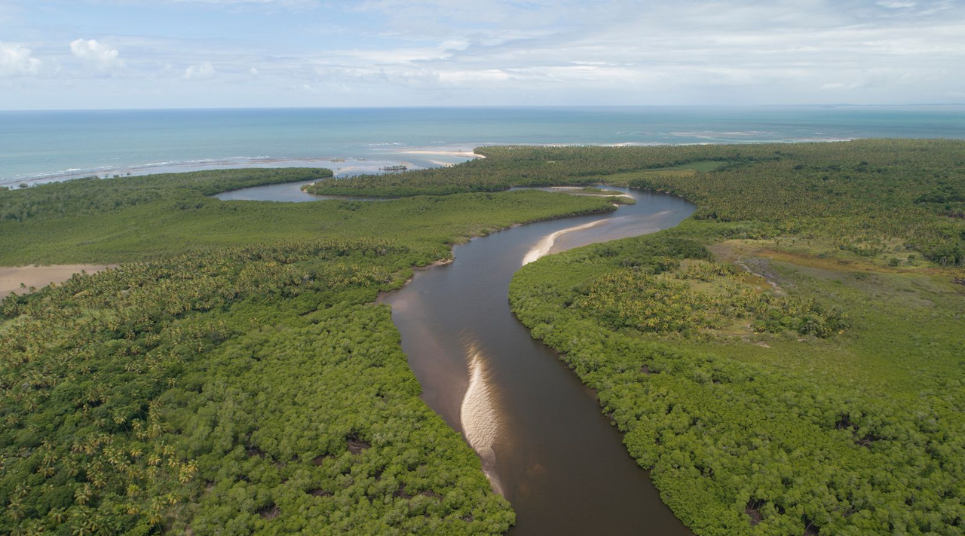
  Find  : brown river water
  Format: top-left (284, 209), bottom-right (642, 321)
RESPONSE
top-left (382, 187), bottom-right (696, 535)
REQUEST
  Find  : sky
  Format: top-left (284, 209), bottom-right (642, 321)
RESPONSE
top-left (0, 0), bottom-right (963, 109)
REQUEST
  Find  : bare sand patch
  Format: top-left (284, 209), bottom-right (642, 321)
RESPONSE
top-left (401, 150), bottom-right (485, 159)
top-left (522, 219), bottom-right (609, 266)
top-left (539, 186), bottom-right (634, 200)
top-left (0, 265), bottom-right (115, 299)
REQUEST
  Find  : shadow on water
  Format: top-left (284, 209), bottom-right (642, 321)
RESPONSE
top-left (382, 187), bottom-right (697, 536)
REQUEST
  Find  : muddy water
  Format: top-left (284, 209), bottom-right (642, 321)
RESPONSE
top-left (382, 188), bottom-right (696, 536)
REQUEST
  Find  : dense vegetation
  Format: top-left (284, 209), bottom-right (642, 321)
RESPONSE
top-left (625, 139), bottom-right (965, 267)
top-left (0, 168), bottom-right (332, 223)
top-left (512, 231), bottom-right (965, 535)
top-left (1, 242), bottom-right (513, 535)
top-left (0, 169), bottom-right (612, 534)
top-left (310, 141), bottom-right (965, 267)
top-left (4, 139), bottom-right (965, 536)
top-left (0, 171), bottom-right (611, 265)
top-left (508, 140), bottom-right (965, 535)
top-left (304, 146), bottom-right (734, 197)
top-left (572, 257), bottom-right (850, 338)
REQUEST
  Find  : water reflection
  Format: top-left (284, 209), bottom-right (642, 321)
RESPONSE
top-left (213, 179), bottom-right (388, 203)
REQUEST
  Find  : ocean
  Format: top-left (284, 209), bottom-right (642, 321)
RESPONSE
top-left (2, 106), bottom-right (964, 188)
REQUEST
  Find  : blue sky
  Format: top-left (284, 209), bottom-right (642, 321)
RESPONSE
top-left (1, 0), bottom-right (963, 109)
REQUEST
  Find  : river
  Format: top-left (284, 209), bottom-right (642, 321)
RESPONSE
top-left (215, 181), bottom-right (696, 534)
top-left (381, 187), bottom-right (695, 535)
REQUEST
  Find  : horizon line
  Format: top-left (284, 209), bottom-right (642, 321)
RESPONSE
top-left (3, 103), bottom-right (965, 113)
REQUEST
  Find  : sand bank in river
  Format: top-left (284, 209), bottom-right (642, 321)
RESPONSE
top-left (540, 186), bottom-right (635, 200)
top-left (460, 343), bottom-right (503, 495)
top-left (522, 219), bottom-right (609, 266)
top-left (0, 265), bottom-right (115, 299)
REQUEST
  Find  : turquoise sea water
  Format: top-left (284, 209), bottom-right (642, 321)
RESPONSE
top-left (2, 106), bottom-right (964, 187)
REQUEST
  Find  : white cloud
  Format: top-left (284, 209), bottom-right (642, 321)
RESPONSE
top-left (3, 0), bottom-right (965, 106)
top-left (0, 42), bottom-right (43, 77)
top-left (167, 0), bottom-right (319, 7)
top-left (184, 61), bottom-right (215, 80)
top-left (312, 65), bottom-right (440, 87)
top-left (877, 0), bottom-right (916, 8)
top-left (437, 68), bottom-right (510, 84)
top-left (820, 82), bottom-right (852, 91)
top-left (70, 39), bottom-right (126, 72)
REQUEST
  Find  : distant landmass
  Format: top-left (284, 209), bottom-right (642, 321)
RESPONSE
top-left (4, 106), bottom-right (965, 188)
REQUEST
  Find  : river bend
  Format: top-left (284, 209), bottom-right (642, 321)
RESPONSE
top-left (382, 187), bottom-right (695, 535)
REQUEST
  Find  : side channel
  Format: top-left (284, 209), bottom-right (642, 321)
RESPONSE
top-left (382, 188), bottom-right (697, 535)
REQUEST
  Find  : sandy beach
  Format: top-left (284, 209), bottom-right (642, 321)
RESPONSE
top-left (0, 265), bottom-right (115, 299)
top-left (401, 150), bottom-right (485, 159)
